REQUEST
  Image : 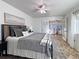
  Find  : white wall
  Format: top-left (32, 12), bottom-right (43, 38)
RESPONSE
top-left (0, 0), bottom-right (32, 39)
top-left (62, 17), bottom-right (68, 41)
top-left (32, 16), bottom-right (64, 33)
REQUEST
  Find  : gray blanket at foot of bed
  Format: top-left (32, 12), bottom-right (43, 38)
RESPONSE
top-left (17, 33), bottom-right (46, 53)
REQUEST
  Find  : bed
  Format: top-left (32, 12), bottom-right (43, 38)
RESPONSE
top-left (1, 24), bottom-right (53, 59)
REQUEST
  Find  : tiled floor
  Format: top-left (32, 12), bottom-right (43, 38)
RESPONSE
top-left (52, 35), bottom-right (79, 59)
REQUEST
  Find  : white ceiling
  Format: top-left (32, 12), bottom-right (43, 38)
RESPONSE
top-left (3, 0), bottom-right (79, 17)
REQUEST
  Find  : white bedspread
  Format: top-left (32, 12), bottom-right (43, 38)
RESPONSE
top-left (6, 34), bottom-right (52, 59)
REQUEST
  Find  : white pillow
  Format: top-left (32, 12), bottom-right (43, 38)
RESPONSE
top-left (22, 31), bottom-right (28, 36)
top-left (22, 31), bottom-right (33, 36)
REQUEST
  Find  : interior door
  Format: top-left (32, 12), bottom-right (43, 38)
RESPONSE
top-left (74, 16), bottom-right (79, 51)
top-left (41, 19), bottom-right (49, 33)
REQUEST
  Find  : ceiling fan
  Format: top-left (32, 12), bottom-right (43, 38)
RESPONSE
top-left (35, 0), bottom-right (47, 14)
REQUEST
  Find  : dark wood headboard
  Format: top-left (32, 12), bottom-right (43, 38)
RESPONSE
top-left (1, 24), bottom-right (27, 42)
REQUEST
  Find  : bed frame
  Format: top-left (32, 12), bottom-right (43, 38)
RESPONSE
top-left (1, 24), bottom-right (53, 59)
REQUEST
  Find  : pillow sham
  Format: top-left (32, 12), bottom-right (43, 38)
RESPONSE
top-left (13, 28), bottom-right (23, 37)
top-left (9, 27), bottom-right (16, 36)
top-left (22, 31), bottom-right (33, 36)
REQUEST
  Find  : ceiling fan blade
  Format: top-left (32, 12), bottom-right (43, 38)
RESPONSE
top-left (35, 8), bottom-right (39, 11)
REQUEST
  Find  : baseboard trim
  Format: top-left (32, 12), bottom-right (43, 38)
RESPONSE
top-left (4, 54), bottom-right (32, 59)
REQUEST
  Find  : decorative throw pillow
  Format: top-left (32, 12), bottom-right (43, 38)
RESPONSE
top-left (9, 26), bottom-right (16, 36)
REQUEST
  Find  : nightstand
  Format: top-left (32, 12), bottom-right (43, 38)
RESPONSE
top-left (0, 41), bottom-right (7, 56)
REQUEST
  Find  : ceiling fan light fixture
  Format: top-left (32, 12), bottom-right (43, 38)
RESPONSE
top-left (36, 0), bottom-right (47, 14)
top-left (38, 8), bottom-right (47, 14)
top-left (39, 4), bottom-right (47, 14)
top-left (40, 10), bottom-right (46, 14)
